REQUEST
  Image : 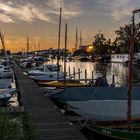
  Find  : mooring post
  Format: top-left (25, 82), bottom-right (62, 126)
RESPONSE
top-left (73, 67), bottom-right (75, 79)
top-left (91, 70), bottom-right (94, 86)
top-left (85, 69), bottom-right (87, 83)
top-left (78, 68), bottom-right (80, 80)
top-left (68, 66), bottom-right (70, 77)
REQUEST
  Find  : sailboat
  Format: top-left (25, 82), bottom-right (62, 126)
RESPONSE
top-left (85, 9), bottom-right (140, 140)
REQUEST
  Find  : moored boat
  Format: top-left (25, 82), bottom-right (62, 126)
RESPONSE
top-left (37, 80), bottom-right (86, 87)
top-left (0, 88), bottom-right (16, 106)
top-left (86, 121), bottom-right (140, 140)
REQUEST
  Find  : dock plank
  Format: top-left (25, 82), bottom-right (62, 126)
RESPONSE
top-left (13, 64), bottom-right (87, 140)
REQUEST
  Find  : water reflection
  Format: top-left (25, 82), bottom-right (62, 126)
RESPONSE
top-left (49, 60), bottom-right (140, 87)
top-left (109, 63), bottom-right (128, 86)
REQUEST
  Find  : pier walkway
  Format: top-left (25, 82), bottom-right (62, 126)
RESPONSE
top-left (13, 64), bottom-right (87, 140)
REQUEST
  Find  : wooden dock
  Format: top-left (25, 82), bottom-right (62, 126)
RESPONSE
top-left (13, 64), bottom-right (87, 140)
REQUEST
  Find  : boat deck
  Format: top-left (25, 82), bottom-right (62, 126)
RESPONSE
top-left (13, 63), bottom-right (87, 140)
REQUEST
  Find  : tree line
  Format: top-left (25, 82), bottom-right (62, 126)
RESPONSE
top-left (93, 22), bottom-right (140, 55)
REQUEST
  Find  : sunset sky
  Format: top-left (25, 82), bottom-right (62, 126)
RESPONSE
top-left (0, 0), bottom-right (140, 52)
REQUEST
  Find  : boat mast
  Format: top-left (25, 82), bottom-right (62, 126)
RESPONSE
top-left (27, 36), bottom-right (29, 54)
top-left (64, 23), bottom-right (67, 88)
top-left (127, 9), bottom-right (140, 129)
top-left (0, 32), bottom-right (6, 59)
top-left (80, 30), bottom-right (82, 46)
top-left (57, 6), bottom-right (62, 80)
top-left (75, 28), bottom-right (78, 50)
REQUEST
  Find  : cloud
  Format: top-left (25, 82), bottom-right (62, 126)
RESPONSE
top-left (0, 0), bottom-right (83, 23)
top-left (0, 1), bottom-right (50, 23)
top-left (0, 13), bottom-right (14, 23)
top-left (41, 0), bottom-right (83, 20)
top-left (96, 0), bottom-right (133, 21)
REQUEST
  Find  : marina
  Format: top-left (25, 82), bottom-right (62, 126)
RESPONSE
top-left (0, 1), bottom-right (140, 139)
top-left (0, 55), bottom-right (140, 139)
top-left (15, 59), bottom-right (140, 139)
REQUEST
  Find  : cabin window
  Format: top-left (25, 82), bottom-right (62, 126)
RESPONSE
top-left (49, 75), bottom-right (53, 78)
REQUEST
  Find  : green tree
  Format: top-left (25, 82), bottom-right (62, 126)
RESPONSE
top-left (93, 33), bottom-right (108, 55)
top-left (114, 24), bottom-right (132, 53)
top-left (113, 22), bottom-right (140, 53)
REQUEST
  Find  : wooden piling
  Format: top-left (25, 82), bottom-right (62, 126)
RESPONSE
top-left (85, 69), bottom-right (87, 83)
top-left (68, 66), bottom-right (70, 77)
top-left (73, 67), bottom-right (75, 79)
top-left (78, 68), bottom-right (80, 80)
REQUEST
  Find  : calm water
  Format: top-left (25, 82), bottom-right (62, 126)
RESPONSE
top-left (48, 60), bottom-right (140, 87)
